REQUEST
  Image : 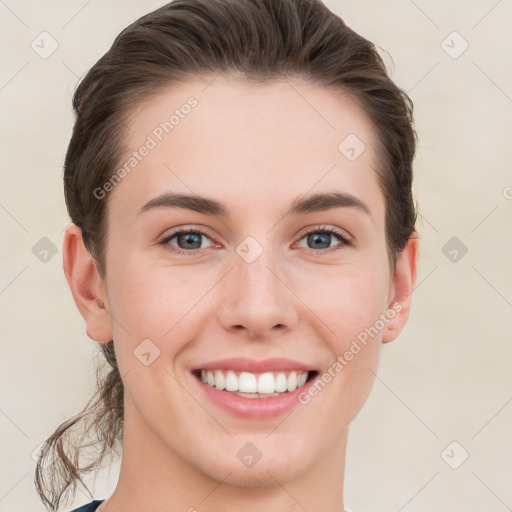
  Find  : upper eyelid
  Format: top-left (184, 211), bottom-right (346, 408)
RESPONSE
top-left (301, 225), bottom-right (351, 239)
top-left (161, 225), bottom-right (216, 242)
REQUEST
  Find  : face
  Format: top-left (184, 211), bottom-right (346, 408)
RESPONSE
top-left (70, 76), bottom-right (416, 491)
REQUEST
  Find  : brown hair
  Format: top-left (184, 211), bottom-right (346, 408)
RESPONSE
top-left (35, 0), bottom-right (417, 509)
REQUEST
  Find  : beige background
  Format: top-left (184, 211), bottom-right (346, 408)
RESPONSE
top-left (1, 1), bottom-right (511, 511)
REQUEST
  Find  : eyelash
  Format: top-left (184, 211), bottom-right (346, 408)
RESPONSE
top-left (159, 225), bottom-right (352, 256)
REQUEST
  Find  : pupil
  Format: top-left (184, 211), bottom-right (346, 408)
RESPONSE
top-left (309, 233), bottom-right (330, 249)
top-left (179, 233), bottom-right (201, 249)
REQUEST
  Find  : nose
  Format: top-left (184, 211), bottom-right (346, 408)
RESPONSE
top-left (216, 247), bottom-right (299, 339)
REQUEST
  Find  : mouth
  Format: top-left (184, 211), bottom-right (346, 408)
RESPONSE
top-left (192, 369), bottom-right (319, 398)
top-left (190, 357), bottom-right (321, 418)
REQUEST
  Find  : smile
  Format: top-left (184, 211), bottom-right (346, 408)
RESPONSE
top-left (194, 369), bottom-right (315, 397)
top-left (190, 357), bottom-right (320, 418)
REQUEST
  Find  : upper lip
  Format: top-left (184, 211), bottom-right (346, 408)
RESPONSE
top-left (193, 357), bottom-right (317, 373)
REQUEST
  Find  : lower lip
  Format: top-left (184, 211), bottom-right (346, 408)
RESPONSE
top-left (192, 372), bottom-right (319, 419)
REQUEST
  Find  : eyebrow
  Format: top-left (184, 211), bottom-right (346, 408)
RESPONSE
top-left (137, 190), bottom-right (371, 218)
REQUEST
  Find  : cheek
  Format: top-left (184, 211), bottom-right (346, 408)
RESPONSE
top-left (298, 262), bottom-right (390, 340)
top-left (106, 266), bottom-right (201, 406)
top-left (108, 260), bottom-right (203, 331)
top-left (295, 272), bottom-right (386, 429)
top-left (106, 261), bottom-right (215, 378)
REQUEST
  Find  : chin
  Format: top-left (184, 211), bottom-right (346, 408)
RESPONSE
top-left (193, 442), bottom-right (312, 488)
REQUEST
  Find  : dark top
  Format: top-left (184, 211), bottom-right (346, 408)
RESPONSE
top-left (69, 498), bottom-right (353, 511)
top-left (69, 499), bottom-right (105, 512)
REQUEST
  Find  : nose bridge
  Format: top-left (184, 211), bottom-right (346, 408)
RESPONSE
top-left (216, 238), bottom-right (298, 337)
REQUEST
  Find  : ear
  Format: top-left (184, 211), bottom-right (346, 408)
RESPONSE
top-left (62, 223), bottom-right (113, 343)
top-left (382, 233), bottom-right (419, 343)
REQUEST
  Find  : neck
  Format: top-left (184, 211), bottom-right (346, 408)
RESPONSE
top-left (100, 400), bottom-right (348, 512)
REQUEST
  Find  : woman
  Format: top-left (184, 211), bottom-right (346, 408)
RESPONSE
top-left (35, 0), bottom-right (419, 510)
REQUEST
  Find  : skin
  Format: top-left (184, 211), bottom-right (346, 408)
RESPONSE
top-left (63, 76), bottom-right (418, 512)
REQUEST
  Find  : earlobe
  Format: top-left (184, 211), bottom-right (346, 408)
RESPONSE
top-left (62, 223), bottom-right (113, 343)
top-left (382, 233), bottom-right (419, 343)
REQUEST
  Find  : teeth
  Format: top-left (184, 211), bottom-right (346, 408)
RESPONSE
top-left (225, 370), bottom-right (238, 391)
top-left (199, 369), bottom-right (310, 394)
top-left (214, 370), bottom-right (225, 390)
top-left (257, 372), bottom-right (274, 394)
top-left (287, 372), bottom-right (297, 392)
top-left (239, 371), bottom-right (258, 392)
top-left (275, 373), bottom-right (288, 392)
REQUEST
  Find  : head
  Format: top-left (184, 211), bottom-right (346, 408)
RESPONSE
top-left (36, 0), bottom-right (418, 509)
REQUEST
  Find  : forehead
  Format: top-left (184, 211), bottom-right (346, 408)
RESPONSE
top-left (108, 76), bottom-right (385, 226)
